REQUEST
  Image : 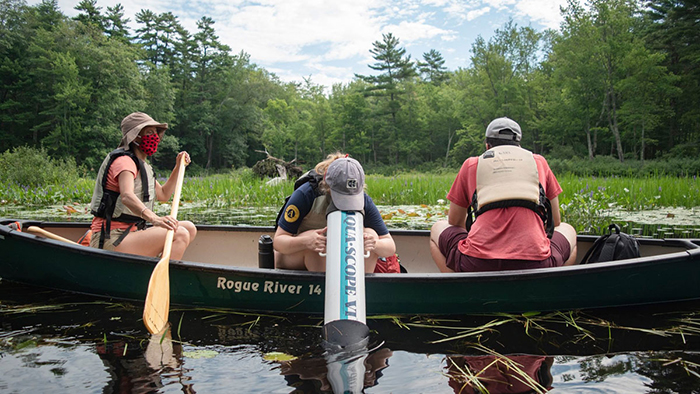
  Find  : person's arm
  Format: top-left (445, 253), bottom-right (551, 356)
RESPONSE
top-left (118, 171), bottom-right (177, 231)
top-left (445, 158), bottom-right (474, 229)
top-left (155, 151), bottom-right (190, 202)
top-left (361, 196), bottom-right (396, 258)
top-left (363, 229), bottom-right (396, 258)
top-left (273, 226), bottom-right (327, 254)
top-left (538, 155), bottom-right (563, 227)
top-left (447, 202), bottom-right (468, 228)
top-left (273, 186), bottom-right (321, 254)
top-left (550, 196), bottom-right (562, 227)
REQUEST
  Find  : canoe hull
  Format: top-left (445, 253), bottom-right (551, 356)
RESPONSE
top-left (1, 220), bottom-right (699, 315)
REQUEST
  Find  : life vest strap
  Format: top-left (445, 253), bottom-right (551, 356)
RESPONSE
top-left (467, 184), bottom-right (554, 239)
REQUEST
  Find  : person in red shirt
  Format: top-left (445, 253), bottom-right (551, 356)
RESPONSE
top-left (430, 117), bottom-right (577, 272)
top-left (88, 112), bottom-right (196, 261)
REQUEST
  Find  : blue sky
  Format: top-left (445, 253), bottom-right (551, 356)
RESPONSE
top-left (45, 0), bottom-right (568, 88)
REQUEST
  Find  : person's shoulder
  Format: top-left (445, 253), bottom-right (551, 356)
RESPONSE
top-left (112, 155), bottom-right (138, 170)
top-left (458, 156), bottom-right (478, 168)
top-left (294, 181), bottom-right (317, 196)
top-left (532, 154), bottom-right (552, 168)
top-left (288, 182), bottom-right (318, 205)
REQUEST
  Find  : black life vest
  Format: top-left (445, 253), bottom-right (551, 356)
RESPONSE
top-left (89, 149), bottom-right (153, 247)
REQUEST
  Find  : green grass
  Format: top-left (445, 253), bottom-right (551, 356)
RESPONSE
top-left (364, 173), bottom-right (453, 205)
top-left (6, 171), bottom-right (698, 237)
top-left (181, 174), bottom-right (292, 208)
top-left (558, 174), bottom-right (700, 210)
top-left (0, 178), bottom-right (94, 205)
top-left (1, 171), bottom-right (698, 212)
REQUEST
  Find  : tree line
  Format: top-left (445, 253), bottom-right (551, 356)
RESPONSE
top-left (0, 0), bottom-right (698, 175)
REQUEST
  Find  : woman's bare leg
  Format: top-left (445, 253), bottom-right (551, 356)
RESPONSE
top-left (179, 220), bottom-right (197, 242)
top-left (115, 225), bottom-right (191, 260)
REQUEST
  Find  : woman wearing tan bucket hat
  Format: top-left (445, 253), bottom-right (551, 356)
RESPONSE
top-left (87, 112), bottom-right (197, 260)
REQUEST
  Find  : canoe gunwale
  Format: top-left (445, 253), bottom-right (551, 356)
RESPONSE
top-left (3, 219), bottom-right (700, 314)
top-left (2, 220), bottom-right (698, 283)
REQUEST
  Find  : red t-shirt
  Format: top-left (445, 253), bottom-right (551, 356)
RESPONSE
top-left (90, 156), bottom-right (139, 232)
top-left (446, 153), bottom-right (562, 260)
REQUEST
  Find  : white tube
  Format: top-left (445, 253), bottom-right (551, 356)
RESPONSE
top-left (324, 210), bottom-right (366, 325)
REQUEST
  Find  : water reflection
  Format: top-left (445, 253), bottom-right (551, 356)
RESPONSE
top-left (4, 203), bottom-right (700, 392)
top-left (89, 323), bottom-right (198, 393)
top-left (277, 347), bottom-right (392, 393)
top-left (445, 355), bottom-right (553, 394)
top-left (2, 280), bottom-right (700, 392)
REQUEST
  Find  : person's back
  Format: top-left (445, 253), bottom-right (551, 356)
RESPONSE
top-left (448, 149), bottom-right (556, 261)
top-left (430, 117), bottom-right (578, 272)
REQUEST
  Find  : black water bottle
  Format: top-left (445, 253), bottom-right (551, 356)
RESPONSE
top-left (258, 235), bottom-right (274, 269)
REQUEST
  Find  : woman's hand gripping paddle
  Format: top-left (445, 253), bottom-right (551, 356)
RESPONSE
top-left (143, 155), bottom-right (187, 334)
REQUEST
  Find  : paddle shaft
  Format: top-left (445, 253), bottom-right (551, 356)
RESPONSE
top-left (159, 157), bottom-right (187, 263)
top-left (143, 155), bottom-right (187, 334)
top-left (26, 226), bottom-right (79, 245)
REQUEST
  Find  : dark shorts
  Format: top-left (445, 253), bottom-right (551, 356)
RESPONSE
top-left (438, 226), bottom-right (571, 272)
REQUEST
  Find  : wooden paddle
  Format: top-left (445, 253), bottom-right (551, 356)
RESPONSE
top-left (143, 155), bottom-right (188, 334)
top-left (26, 226), bottom-right (79, 245)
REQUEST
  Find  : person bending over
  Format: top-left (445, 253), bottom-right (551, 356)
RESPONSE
top-left (274, 154), bottom-right (397, 273)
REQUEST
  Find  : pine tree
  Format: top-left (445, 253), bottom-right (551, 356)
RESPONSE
top-left (418, 49), bottom-right (448, 84)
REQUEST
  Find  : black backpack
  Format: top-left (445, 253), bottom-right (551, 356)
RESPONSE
top-left (580, 224), bottom-right (641, 264)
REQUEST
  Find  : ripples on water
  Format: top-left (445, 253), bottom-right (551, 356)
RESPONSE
top-left (1, 282), bottom-right (700, 393)
top-left (2, 206), bottom-right (700, 392)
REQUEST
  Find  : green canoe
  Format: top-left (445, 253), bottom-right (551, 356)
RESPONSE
top-left (1, 219), bottom-right (699, 315)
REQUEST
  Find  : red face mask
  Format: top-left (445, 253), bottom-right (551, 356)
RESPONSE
top-left (137, 133), bottom-right (160, 156)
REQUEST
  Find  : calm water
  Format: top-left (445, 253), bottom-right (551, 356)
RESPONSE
top-left (2, 206), bottom-right (700, 392)
top-left (2, 281), bottom-right (700, 393)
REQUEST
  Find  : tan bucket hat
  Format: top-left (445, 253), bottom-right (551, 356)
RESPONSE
top-left (118, 112), bottom-right (168, 150)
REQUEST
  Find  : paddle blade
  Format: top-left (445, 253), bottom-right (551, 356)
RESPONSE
top-left (143, 257), bottom-right (171, 334)
top-left (144, 323), bottom-right (178, 369)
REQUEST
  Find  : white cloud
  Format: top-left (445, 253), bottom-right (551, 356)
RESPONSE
top-left (381, 20), bottom-right (456, 43)
top-left (482, 0), bottom-right (517, 10)
top-left (465, 7), bottom-right (491, 21)
top-left (43, 0), bottom-right (565, 86)
top-left (512, 0), bottom-right (566, 29)
top-left (214, 1), bottom-right (389, 65)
